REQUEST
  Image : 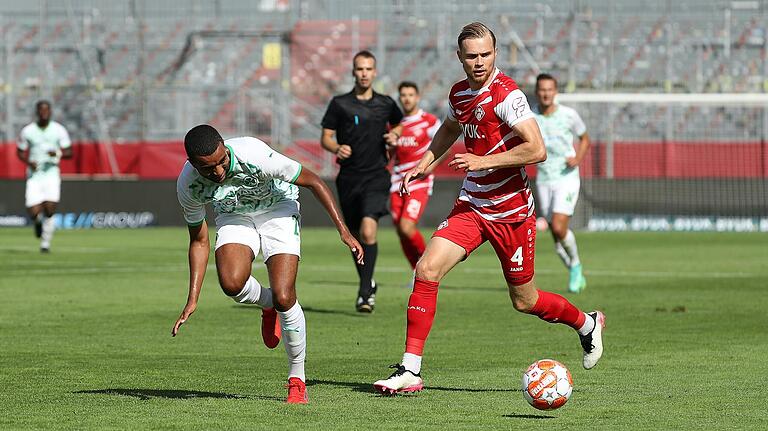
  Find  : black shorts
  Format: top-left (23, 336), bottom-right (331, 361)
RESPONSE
top-left (336, 169), bottom-right (390, 232)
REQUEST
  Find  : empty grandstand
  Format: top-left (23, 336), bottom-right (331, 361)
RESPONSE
top-left (0, 0), bottom-right (766, 228)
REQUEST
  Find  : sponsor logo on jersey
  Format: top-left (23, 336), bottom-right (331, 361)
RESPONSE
top-left (460, 123), bottom-right (481, 139)
top-left (397, 136), bottom-right (418, 147)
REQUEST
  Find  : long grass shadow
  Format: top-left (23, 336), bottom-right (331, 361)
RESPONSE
top-left (304, 280), bottom-right (360, 288)
top-left (232, 305), bottom-right (368, 318)
top-left (307, 379), bottom-right (520, 394)
top-left (74, 388), bottom-right (280, 401)
top-left (503, 413), bottom-right (555, 419)
top-left (301, 306), bottom-right (369, 317)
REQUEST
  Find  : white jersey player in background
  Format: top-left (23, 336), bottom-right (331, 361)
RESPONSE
top-left (16, 100), bottom-right (73, 253)
top-left (533, 74), bottom-right (591, 293)
top-left (171, 124), bottom-right (363, 404)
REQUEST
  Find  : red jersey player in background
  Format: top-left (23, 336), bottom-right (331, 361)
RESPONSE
top-left (390, 81), bottom-right (442, 270)
top-left (374, 22), bottom-right (605, 395)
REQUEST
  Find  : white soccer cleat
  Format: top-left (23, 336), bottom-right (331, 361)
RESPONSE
top-left (580, 311), bottom-right (605, 369)
top-left (373, 364), bottom-right (424, 395)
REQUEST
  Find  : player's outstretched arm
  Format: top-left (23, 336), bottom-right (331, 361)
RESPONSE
top-left (401, 118), bottom-right (462, 195)
top-left (172, 221), bottom-right (210, 336)
top-left (449, 118), bottom-right (546, 172)
top-left (293, 167), bottom-right (364, 264)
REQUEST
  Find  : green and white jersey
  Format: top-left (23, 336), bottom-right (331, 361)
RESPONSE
top-left (18, 121), bottom-right (72, 179)
top-left (533, 104), bottom-right (586, 184)
top-left (176, 137), bottom-right (302, 226)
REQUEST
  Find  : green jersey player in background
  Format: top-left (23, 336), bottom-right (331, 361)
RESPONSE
top-left (533, 74), bottom-right (591, 293)
top-left (172, 125), bottom-right (363, 404)
top-left (16, 100), bottom-right (73, 253)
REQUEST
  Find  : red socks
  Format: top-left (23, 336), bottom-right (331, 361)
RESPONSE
top-left (529, 289), bottom-right (586, 330)
top-left (404, 278), bottom-right (439, 355)
top-left (399, 230), bottom-right (426, 269)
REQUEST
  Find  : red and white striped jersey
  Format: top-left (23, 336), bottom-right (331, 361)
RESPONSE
top-left (447, 68), bottom-right (536, 223)
top-left (390, 109), bottom-right (441, 194)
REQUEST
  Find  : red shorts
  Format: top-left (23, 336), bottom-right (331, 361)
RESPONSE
top-left (390, 189), bottom-right (430, 224)
top-left (432, 203), bottom-right (536, 286)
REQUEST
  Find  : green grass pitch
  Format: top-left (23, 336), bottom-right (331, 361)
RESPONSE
top-left (1, 227), bottom-right (767, 430)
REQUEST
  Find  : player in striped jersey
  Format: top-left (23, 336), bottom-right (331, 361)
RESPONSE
top-left (389, 82), bottom-right (442, 270)
top-left (374, 22), bottom-right (605, 395)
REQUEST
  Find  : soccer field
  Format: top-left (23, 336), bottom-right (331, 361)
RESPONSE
top-left (1, 227), bottom-right (766, 430)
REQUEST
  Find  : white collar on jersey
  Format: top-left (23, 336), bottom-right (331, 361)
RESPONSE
top-left (402, 109), bottom-right (424, 122)
top-left (453, 68), bottom-right (501, 97)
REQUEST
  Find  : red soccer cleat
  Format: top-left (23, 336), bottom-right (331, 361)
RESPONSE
top-left (261, 308), bottom-right (281, 349)
top-left (286, 377), bottom-right (308, 404)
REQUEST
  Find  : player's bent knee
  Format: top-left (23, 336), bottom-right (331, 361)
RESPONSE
top-left (414, 258), bottom-right (442, 282)
top-left (508, 280), bottom-right (537, 312)
top-left (511, 296), bottom-right (536, 313)
top-left (397, 220), bottom-right (416, 237)
top-left (272, 288), bottom-right (296, 311)
top-left (218, 274), bottom-right (249, 297)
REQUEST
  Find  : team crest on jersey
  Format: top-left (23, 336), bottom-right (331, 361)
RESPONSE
top-left (474, 106), bottom-right (485, 121)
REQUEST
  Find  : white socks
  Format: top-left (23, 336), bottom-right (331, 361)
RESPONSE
top-left (577, 313), bottom-right (595, 336)
top-left (40, 216), bottom-right (55, 249)
top-left (559, 230), bottom-right (581, 268)
top-left (278, 302), bottom-right (306, 382)
top-left (401, 352), bottom-right (422, 374)
top-left (232, 280), bottom-right (306, 381)
top-left (554, 242), bottom-right (571, 268)
top-left (232, 276), bottom-right (273, 308)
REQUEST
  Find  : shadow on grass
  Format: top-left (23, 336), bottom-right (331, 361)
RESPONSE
top-left (307, 379), bottom-right (520, 394)
top-left (74, 388), bottom-right (280, 402)
top-left (503, 413), bottom-right (555, 419)
top-left (232, 305), bottom-right (368, 317)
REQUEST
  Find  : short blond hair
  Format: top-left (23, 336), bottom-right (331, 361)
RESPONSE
top-left (458, 22), bottom-right (496, 48)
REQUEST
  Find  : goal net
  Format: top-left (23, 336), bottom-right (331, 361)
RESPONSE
top-left (552, 93), bottom-right (768, 232)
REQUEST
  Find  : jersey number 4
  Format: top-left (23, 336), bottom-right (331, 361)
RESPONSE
top-left (510, 246), bottom-right (523, 267)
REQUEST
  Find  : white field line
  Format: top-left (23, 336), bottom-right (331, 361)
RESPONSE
top-left (0, 262), bottom-right (762, 279)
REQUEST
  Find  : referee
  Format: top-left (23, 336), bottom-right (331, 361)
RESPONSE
top-left (321, 50), bottom-right (403, 313)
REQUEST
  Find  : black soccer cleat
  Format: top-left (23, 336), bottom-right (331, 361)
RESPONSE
top-left (356, 295), bottom-right (374, 313)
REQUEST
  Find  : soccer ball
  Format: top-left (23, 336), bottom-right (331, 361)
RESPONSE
top-left (521, 359), bottom-right (573, 410)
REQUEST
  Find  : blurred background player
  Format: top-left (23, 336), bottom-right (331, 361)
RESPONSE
top-left (373, 23), bottom-right (605, 395)
top-left (320, 50), bottom-right (404, 313)
top-left (16, 100), bottom-right (72, 253)
top-left (390, 81), bottom-right (442, 272)
top-left (171, 125), bottom-right (363, 404)
top-left (533, 73), bottom-right (591, 293)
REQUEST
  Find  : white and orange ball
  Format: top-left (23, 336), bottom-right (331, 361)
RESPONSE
top-left (522, 359), bottom-right (573, 410)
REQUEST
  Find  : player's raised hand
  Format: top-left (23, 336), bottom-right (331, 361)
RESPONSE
top-left (336, 144), bottom-right (352, 160)
top-left (448, 153), bottom-right (485, 172)
top-left (341, 232), bottom-right (365, 265)
top-left (171, 303), bottom-right (197, 337)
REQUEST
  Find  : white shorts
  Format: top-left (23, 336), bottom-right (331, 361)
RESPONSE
top-left (214, 200), bottom-right (301, 262)
top-left (535, 178), bottom-right (580, 220)
top-left (26, 175), bottom-right (61, 207)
